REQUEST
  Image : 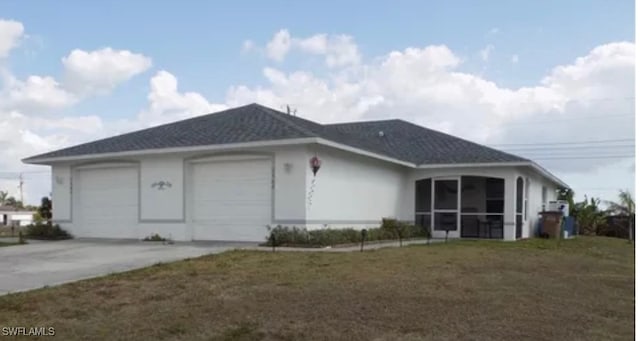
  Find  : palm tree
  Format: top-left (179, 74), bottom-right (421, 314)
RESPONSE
top-left (0, 191), bottom-right (7, 206)
top-left (606, 189), bottom-right (635, 242)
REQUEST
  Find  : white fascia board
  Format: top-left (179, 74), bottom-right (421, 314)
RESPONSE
top-left (22, 138), bottom-right (318, 165)
top-left (529, 162), bottom-right (571, 189)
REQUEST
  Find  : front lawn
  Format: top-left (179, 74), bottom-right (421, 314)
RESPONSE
top-left (0, 237), bottom-right (634, 340)
top-left (0, 241), bottom-right (21, 247)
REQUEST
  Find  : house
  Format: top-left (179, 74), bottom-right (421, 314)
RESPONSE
top-left (23, 103), bottom-right (568, 242)
top-left (0, 206), bottom-right (35, 227)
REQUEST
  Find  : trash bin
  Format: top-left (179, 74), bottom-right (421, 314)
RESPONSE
top-left (539, 211), bottom-right (563, 239)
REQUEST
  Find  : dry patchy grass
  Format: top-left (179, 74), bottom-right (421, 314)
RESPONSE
top-left (0, 237), bottom-right (634, 340)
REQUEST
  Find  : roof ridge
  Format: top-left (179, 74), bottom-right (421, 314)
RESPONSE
top-left (252, 104), bottom-right (321, 137)
top-left (325, 118), bottom-right (401, 126)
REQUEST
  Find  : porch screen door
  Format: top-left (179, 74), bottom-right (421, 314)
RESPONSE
top-left (433, 178), bottom-right (459, 237)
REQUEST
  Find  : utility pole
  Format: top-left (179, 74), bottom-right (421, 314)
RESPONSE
top-left (18, 173), bottom-right (24, 206)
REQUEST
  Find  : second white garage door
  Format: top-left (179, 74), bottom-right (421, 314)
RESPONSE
top-left (191, 158), bottom-right (272, 241)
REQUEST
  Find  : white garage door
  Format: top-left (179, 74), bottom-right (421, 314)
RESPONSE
top-left (75, 166), bottom-right (139, 239)
top-left (192, 158), bottom-right (272, 241)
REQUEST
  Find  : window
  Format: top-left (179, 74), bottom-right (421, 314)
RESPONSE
top-left (525, 178), bottom-right (530, 218)
top-left (415, 179), bottom-right (432, 231)
top-left (433, 179), bottom-right (459, 231)
top-left (415, 179), bottom-right (432, 213)
top-left (460, 176), bottom-right (505, 239)
top-left (516, 177), bottom-right (524, 239)
top-left (434, 180), bottom-right (458, 210)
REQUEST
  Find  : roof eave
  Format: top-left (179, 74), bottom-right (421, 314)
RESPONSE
top-left (22, 137), bottom-right (320, 165)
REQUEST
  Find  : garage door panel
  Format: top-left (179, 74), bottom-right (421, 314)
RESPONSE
top-left (76, 166), bottom-right (139, 239)
top-left (192, 159), bottom-right (272, 241)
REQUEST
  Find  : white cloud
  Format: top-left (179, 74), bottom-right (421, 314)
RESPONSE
top-left (137, 70), bottom-right (227, 127)
top-left (297, 34), bottom-right (328, 54)
top-left (1, 75), bottom-right (77, 113)
top-left (489, 27), bottom-right (500, 35)
top-left (266, 29), bottom-right (292, 62)
top-left (479, 44), bottom-right (494, 62)
top-left (0, 19), bottom-right (24, 58)
top-left (511, 54), bottom-right (519, 64)
top-left (263, 30), bottom-right (361, 68)
top-left (323, 35), bottom-right (361, 68)
top-left (62, 47), bottom-right (152, 95)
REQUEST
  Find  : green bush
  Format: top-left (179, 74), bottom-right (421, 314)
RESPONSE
top-left (25, 223), bottom-right (72, 240)
top-left (264, 219), bottom-right (428, 247)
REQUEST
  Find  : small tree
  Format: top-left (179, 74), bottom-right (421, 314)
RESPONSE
top-left (38, 197), bottom-right (53, 225)
top-left (0, 190), bottom-right (8, 206)
top-left (575, 196), bottom-right (606, 235)
top-left (606, 189), bottom-right (635, 243)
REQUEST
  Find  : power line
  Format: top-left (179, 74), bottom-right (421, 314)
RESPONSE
top-left (573, 187), bottom-right (630, 190)
top-left (489, 138), bottom-right (635, 147)
top-left (501, 144), bottom-right (635, 152)
top-left (489, 96), bottom-right (635, 105)
top-left (495, 113), bottom-right (634, 128)
top-left (0, 171), bottom-right (49, 175)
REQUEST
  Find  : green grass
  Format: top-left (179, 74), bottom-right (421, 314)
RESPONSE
top-left (0, 240), bottom-right (22, 247)
top-left (0, 237), bottom-right (634, 340)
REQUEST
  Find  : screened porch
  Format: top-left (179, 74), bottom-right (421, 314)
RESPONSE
top-left (415, 176), bottom-right (506, 239)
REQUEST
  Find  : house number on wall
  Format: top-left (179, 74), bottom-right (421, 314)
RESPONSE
top-left (151, 181), bottom-right (172, 190)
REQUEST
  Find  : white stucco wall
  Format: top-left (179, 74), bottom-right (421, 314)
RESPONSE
top-left (140, 156), bottom-right (184, 222)
top-left (303, 145), bottom-right (408, 229)
top-left (515, 167), bottom-right (561, 238)
top-left (51, 165), bottom-right (72, 222)
top-left (273, 147), bottom-right (308, 223)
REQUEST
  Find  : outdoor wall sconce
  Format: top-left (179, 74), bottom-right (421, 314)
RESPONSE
top-left (283, 163), bottom-right (293, 173)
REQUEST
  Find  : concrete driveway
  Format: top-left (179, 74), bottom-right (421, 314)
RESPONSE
top-left (0, 239), bottom-right (254, 295)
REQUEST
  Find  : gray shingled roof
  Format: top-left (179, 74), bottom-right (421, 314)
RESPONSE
top-left (24, 103), bottom-right (528, 165)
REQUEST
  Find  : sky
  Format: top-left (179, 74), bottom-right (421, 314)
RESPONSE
top-left (0, 0), bottom-right (635, 205)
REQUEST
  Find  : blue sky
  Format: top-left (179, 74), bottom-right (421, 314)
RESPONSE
top-left (0, 1), bottom-right (635, 204)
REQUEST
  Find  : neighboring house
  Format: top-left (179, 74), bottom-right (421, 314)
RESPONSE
top-left (0, 206), bottom-right (35, 227)
top-left (23, 103), bottom-right (568, 242)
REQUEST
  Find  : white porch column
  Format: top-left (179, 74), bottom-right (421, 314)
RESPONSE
top-left (503, 172), bottom-right (517, 241)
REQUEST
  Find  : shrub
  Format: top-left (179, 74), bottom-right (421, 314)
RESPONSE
top-left (264, 220), bottom-right (427, 248)
top-left (25, 223), bottom-right (72, 240)
top-left (143, 233), bottom-right (166, 242)
top-left (382, 218), bottom-right (418, 246)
